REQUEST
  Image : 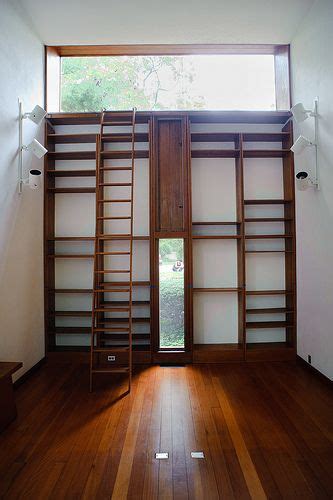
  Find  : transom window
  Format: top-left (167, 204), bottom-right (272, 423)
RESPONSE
top-left (60, 54), bottom-right (276, 112)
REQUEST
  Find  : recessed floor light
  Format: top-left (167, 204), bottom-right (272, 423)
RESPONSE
top-left (155, 452), bottom-right (169, 459)
top-left (191, 451), bottom-right (205, 459)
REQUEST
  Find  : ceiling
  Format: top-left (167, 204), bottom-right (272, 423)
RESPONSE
top-left (18, 0), bottom-right (315, 45)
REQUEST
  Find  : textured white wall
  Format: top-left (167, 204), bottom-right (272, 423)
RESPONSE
top-left (291, 0), bottom-right (333, 380)
top-left (0, 0), bottom-right (44, 379)
top-left (18, 0), bottom-right (314, 45)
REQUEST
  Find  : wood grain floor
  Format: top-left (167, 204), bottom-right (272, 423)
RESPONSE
top-left (0, 361), bottom-right (332, 499)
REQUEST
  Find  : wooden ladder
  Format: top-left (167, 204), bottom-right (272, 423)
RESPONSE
top-left (90, 109), bottom-right (136, 392)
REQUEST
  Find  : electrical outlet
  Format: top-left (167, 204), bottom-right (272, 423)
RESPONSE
top-left (108, 355), bottom-right (116, 362)
top-left (308, 355), bottom-right (312, 364)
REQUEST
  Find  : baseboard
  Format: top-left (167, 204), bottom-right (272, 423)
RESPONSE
top-left (13, 357), bottom-right (46, 389)
top-left (297, 355), bottom-right (332, 386)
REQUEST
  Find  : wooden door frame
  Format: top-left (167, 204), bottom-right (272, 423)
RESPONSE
top-left (45, 44), bottom-right (291, 112)
top-left (150, 115), bottom-right (192, 363)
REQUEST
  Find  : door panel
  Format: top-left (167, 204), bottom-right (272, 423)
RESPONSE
top-left (155, 119), bottom-right (185, 232)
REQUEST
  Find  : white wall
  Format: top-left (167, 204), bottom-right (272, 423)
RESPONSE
top-left (18, 0), bottom-right (315, 45)
top-left (0, 0), bottom-right (44, 379)
top-left (291, 0), bottom-right (333, 380)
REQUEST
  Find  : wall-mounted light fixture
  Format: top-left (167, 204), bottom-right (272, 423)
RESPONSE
top-left (291, 102), bottom-right (317, 123)
top-left (22, 104), bottom-right (47, 125)
top-left (291, 135), bottom-right (314, 154)
top-left (18, 99), bottom-right (47, 194)
top-left (22, 138), bottom-right (47, 159)
top-left (290, 98), bottom-right (319, 190)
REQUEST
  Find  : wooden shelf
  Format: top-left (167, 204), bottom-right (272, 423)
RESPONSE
top-left (193, 287), bottom-right (242, 293)
top-left (51, 289), bottom-right (93, 294)
top-left (47, 254), bottom-right (94, 259)
top-left (243, 149), bottom-right (290, 158)
top-left (245, 218), bottom-right (293, 222)
top-left (48, 236), bottom-right (95, 241)
top-left (47, 187), bottom-right (95, 194)
top-left (244, 199), bottom-right (292, 205)
top-left (102, 133), bottom-right (148, 142)
top-left (188, 111), bottom-right (291, 124)
top-left (54, 327), bottom-right (91, 334)
top-left (242, 132), bottom-right (290, 142)
top-left (52, 311), bottom-right (91, 317)
top-left (192, 235), bottom-right (240, 239)
top-left (47, 169), bottom-right (96, 177)
top-left (47, 110), bottom-right (291, 126)
top-left (246, 321), bottom-right (294, 329)
top-left (245, 234), bottom-right (293, 239)
top-left (50, 281), bottom-right (149, 293)
top-left (246, 290), bottom-right (293, 296)
top-left (98, 281), bottom-right (151, 287)
top-left (246, 308), bottom-right (293, 314)
top-left (102, 300), bottom-right (150, 306)
top-left (48, 236), bottom-right (148, 241)
top-left (47, 133), bottom-right (97, 143)
top-left (191, 149), bottom-right (239, 158)
top-left (245, 250), bottom-right (294, 253)
top-left (191, 132), bottom-right (238, 142)
top-left (101, 150), bottom-right (149, 159)
top-left (192, 221), bottom-right (240, 225)
top-left (100, 318), bottom-right (150, 324)
top-left (47, 151), bottom-right (96, 160)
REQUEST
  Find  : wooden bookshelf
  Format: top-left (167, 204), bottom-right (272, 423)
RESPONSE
top-left (44, 110), bottom-right (296, 363)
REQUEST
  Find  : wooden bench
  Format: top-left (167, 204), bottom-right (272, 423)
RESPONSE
top-left (0, 362), bottom-right (22, 432)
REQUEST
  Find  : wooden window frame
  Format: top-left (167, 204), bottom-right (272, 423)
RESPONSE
top-left (45, 44), bottom-right (291, 112)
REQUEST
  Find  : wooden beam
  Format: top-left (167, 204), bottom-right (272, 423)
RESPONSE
top-left (45, 46), bottom-right (61, 112)
top-left (274, 45), bottom-right (291, 110)
top-left (54, 44), bottom-right (280, 57)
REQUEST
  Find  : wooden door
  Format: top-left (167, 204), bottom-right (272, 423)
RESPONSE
top-left (154, 118), bottom-right (187, 232)
top-left (151, 116), bottom-right (191, 363)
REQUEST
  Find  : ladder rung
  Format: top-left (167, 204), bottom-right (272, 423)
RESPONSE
top-left (98, 199), bottom-right (132, 203)
top-left (94, 289), bottom-right (130, 293)
top-left (95, 270), bottom-right (130, 274)
top-left (102, 121), bottom-right (132, 126)
top-left (98, 183), bottom-right (132, 187)
top-left (92, 367), bottom-right (129, 374)
top-left (93, 347), bottom-right (129, 353)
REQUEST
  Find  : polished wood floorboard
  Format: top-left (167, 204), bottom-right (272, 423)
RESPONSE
top-left (0, 362), bottom-right (332, 499)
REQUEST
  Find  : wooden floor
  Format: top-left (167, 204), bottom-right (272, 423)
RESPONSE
top-left (0, 361), bottom-right (332, 499)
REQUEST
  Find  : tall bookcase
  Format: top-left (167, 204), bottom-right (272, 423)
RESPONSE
top-left (44, 110), bottom-right (296, 363)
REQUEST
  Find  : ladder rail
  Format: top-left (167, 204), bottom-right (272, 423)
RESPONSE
top-left (90, 132), bottom-right (102, 392)
top-left (128, 108), bottom-right (137, 391)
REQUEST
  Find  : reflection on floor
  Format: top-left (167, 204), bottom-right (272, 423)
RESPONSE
top-left (0, 361), bottom-right (332, 498)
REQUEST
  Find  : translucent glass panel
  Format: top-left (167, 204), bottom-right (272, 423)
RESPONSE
top-left (61, 55), bottom-right (276, 112)
top-left (159, 239), bottom-right (185, 349)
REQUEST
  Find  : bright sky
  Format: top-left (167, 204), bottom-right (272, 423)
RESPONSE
top-left (147, 55), bottom-right (276, 111)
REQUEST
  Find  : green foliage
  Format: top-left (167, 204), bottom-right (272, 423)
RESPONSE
top-left (159, 268), bottom-right (184, 348)
top-left (159, 239), bottom-right (183, 260)
top-left (61, 56), bottom-right (205, 112)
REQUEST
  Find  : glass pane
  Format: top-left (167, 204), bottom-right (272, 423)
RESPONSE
top-left (159, 239), bottom-right (185, 349)
top-left (61, 55), bottom-right (276, 112)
